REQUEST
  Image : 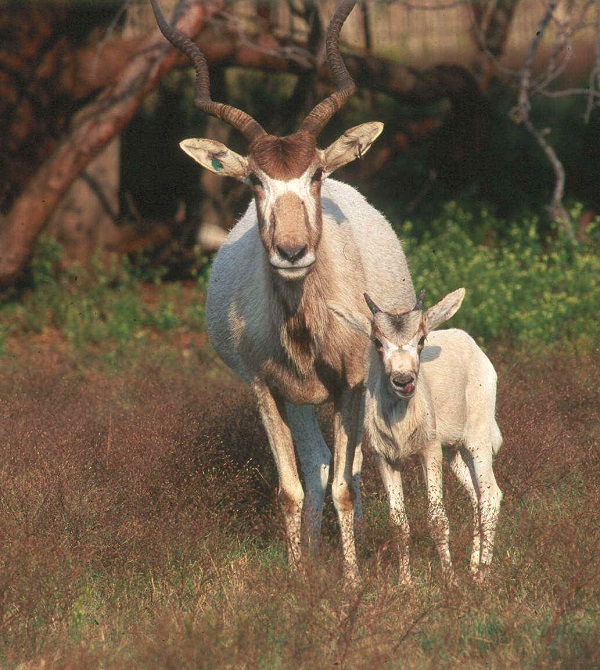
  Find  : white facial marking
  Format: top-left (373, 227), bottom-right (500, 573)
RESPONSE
top-left (379, 336), bottom-right (420, 371)
top-left (255, 166), bottom-right (319, 234)
top-left (381, 339), bottom-right (399, 365)
top-left (405, 344), bottom-right (420, 369)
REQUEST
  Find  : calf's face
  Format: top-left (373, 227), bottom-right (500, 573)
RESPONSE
top-left (328, 288), bottom-right (466, 399)
top-left (370, 308), bottom-right (426, 399)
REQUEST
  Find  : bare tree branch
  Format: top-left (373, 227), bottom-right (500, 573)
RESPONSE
top-left (393, 0), bottom-right (469, 10)
top-left (523, 119), bottom-right (574, 240)
top-left (507, 1), bottom-right (579, 239)
top-left (585, 0), bottom-right (600, 121)
top-left (512, 1), bottom-right (558, 124)
top-left (532, 85), bottom-right (600, 100)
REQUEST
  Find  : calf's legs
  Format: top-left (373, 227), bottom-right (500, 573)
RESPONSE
top-left (376, 452), bottom-right (412, 585)
top-left (420, 443), bottom-right (454, 580)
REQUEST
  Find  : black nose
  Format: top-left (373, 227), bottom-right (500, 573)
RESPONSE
top-left (391, 374), bottom-right (415, 389)
top-left (276, 244), bottom-right (308, 263)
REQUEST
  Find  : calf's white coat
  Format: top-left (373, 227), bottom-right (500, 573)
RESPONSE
top-left (330, 291), bottom-right (503, 582)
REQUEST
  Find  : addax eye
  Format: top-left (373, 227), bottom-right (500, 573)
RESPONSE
top-left (249, 174), bottom-right (263, 188)
top-left (373, 338), bottom-right (383, 350)
top-left (311, 168), bottom-right (323, 183)
top-left (418, 336), bottom-right (426, 348)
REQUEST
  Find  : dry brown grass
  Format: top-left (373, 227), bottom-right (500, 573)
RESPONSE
top-left (0, 344), bottom-right (597, 669)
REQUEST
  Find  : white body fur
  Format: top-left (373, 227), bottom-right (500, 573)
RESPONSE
top-left (207, 179), bottom-right (414, 577)
top-left (208, 179), bottom-right (413, 379)
top-left (365, 328), bottom-right (503, 582)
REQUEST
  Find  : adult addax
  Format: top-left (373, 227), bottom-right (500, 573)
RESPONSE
top-left (150, 0), bottom-right (415, 582)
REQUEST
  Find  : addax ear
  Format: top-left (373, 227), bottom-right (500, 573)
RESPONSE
top-left (322, 122), bottom-right (384, 176)
top-left (424, 288), bottom-right (466, 331)
top-left (327, 302), bottom-right (371, 338)
top-left (180, 139), bottom-right (249, 181)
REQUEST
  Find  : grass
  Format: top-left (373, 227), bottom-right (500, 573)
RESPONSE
top-left (0, 238), bottom-right (211, 369)
top-left (0, 341), bottom-right (597, 669)
top-left (0, 212), bottom-right (598, 667)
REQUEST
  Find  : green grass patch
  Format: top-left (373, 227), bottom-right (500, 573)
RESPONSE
top-left (0, 237), bottom-right (210, 363)
top-left (1, 203), bottom-right (598, 361)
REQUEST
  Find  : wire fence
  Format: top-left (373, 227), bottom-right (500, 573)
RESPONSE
top-left (131, 0), bottom-right (595, 72)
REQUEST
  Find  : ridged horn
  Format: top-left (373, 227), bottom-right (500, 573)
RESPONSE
top-left (364, 292), bottom-right (382, 315)
top-left (299, 0), bottom-right (358, 136)
top-left (150, 0), bottom-right (266, 142)
top-left (414, 289), bottom-right (426, 311)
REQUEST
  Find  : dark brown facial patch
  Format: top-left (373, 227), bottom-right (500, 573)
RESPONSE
top-left (250, 131), bottom-right (317, 180)
top-left (374, 309), bottom-right (423, 343)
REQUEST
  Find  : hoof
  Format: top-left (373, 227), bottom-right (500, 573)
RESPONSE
top-left (442, 569), bottom-right (459, 589)
top-left (472, 565), bottom-right (490, 584)
top-left (397, 568), bottom-right (414, 590)
top-left (354, 517), bottom-right (367, 542)
top-left (397, 578), bottom-right (415, 594)
top-left (287, 556), bottom-right (307, 583)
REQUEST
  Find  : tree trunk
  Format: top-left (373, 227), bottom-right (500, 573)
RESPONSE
top-left (46, 138), bottom-right (121, 269)
top-left (0, 0), bottom-right (219, 289)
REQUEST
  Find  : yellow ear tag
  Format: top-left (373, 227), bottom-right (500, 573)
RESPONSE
top-left (211, 158), bottom-right (223, 171)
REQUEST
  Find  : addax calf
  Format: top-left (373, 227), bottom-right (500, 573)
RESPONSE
top-left (330, 288), bottom-right (503, 584)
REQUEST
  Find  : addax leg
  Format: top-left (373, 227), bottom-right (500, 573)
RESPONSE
top-left (420, 443), bottom-right (454, 581)
top-left (352, 397), bottom-right (365, 523)
top-left (446, 449), bottom-right (482, 574)
top-left (286, 402), bottom-right (331, 553)
top-left (375, 452), bottom-right (412, 585)
top-left (468, 444), bottom-right (503, 579)
top-left (253, 382), bottom-right (304, 570)
top-left (331, 387), bottom-right (362, 585)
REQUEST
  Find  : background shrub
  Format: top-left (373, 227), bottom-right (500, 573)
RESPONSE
top-left (401, 203), bottom-right (600, 350)
top-left (0, 204), bottom-right (598, 357)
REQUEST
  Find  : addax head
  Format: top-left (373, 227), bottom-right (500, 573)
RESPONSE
top-left (151, 0), bottom-right (382, 281)
top-left (329, 288), bottom-right (465, 399)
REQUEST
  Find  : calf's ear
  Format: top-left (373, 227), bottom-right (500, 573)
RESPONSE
top-left (424, 288), bottom-right (466, 331)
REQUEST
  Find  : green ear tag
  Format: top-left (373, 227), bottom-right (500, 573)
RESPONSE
top-left (211, 158), bottom-right (223, 171)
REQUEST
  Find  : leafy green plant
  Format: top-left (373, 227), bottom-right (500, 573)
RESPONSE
top-left (1, 205), bottom-right (598, 359)
top-left (0, 237), bottom-right (210, 360)
top-left (401, 203), bottom-right (600, 350)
